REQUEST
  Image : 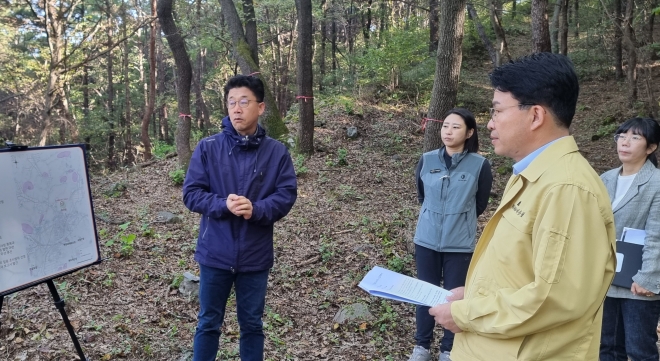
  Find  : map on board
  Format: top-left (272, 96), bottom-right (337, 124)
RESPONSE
top-left (0, 144), bottom-right (100, 296)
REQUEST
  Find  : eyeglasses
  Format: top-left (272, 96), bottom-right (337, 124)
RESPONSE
top-left (489, 103), bottom-right (533, 119)
top-left (228, 99), bottom-right (258, 109)
top-left (614, 134), bottom-right (645, 143)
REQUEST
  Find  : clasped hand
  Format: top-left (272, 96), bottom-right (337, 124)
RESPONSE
top-left (226, 194), bottom-right (253, 219)
top-left (428, 286), bottom-right (465, 334)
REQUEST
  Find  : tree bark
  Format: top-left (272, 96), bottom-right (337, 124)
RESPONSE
top-left (158, 0), bottom-right (193, 170)
top-left (512, 0), bottom-right (516, 19)
top-left (218, 0), bottom-right (288, 140)
top-left (550, 0), bottom-right (560, 53)
top-left (141, 0), bottom-right (157, 161)
top-left (467, 2), bottom-right (496, 66)
top-left (122, 11), bottom-right (134, 165)
top-left (488, 0), bottom-right (512, 66)
top-left (319, 0), bottom-right (327, 91)
top-left (295, 0), bottom-right (314, 154)
top-left (361, 0), bottom-right (372, 47)
top-left (331, 11), bottom-right (338, 86)
top-left (106, 13), bottom-right (116, 169)
top-left (573, 0), bottom-right (578, 37)
top-left (424, 0), bottom-right (467, 152)
top-left (614, 0), bottom-right (623, 78)
top-left (429, 0), bottom-right (439, 53)
top-left (559, 0), bottom-right (568, 55)
top-left (623, 0), bottom-right (637, 105)
top-left (242, 0), bottom-right (259, 67)
top-left (531, 0), bottom-right (551, 52)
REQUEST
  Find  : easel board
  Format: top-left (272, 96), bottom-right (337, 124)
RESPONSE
top-left (0, 144), bottom-right (101, 296)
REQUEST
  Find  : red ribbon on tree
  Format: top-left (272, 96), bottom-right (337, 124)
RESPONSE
top-left (248, 72), bottom-right (260, 76)
top-left (179, 113), bottom-right (192, 118)
top-left (421, 117), bottom-right (443, 131)
top-left (296, 96), bottom-right (314, 102)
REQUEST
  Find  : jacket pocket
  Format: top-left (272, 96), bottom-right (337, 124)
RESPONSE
top-left (535, 231), bottom-right (567, 284)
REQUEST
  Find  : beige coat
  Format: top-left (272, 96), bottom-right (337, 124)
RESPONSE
top-left (450, 137), bottom-right (616, 361)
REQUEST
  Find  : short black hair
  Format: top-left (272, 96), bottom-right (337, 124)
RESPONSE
top-left (490, 52), bottom-right (579, 128)
top-left (444, 108), bottom-right (479, 153)
top-left (223, 74), bottom-right (265, 102)
top-left (615, 117), bottom-right (660, 166)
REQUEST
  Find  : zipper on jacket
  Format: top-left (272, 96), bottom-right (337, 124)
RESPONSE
top-left (202, 216), bottom-right (210, 239)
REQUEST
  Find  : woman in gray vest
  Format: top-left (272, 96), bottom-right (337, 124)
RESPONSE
top-left (407, 108), bottom-right (493, 361)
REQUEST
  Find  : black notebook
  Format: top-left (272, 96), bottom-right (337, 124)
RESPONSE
top-left (612, 240), bottom-right (644, 289)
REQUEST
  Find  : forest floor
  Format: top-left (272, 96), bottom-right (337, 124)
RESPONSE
top-left (0, 56), bottom-right (648, 361)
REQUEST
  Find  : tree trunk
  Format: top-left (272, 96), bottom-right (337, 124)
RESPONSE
top-left (467, 2), bottom-right (497, 66)
top-left (573, 0), bottom-right (579, 37)
top-left (123, 14), bottom-right (134, 165)
top-left (158, 0), bottom-right (193, 170)
top-left (39, 0), bottom-right (65, 146)
top-left (83, 66), bottom-right (90, 119)
top-left (424, 0), bottom-right (467, 152)
top-left (559, 0), bottom-right (568, 55)
top-left (512, 0), bottom-right (516, 19)
top-left (141, 0), bottom-right (157, 161)
top-left (488, 0), bottom-right (512, 66)
top-left (157, 28), bottom-right (169, 142)
top-left (295, 0), bottom-right (314, 154)
top-left (242, 0), bottom-right (259, 67)
top-left (361, 0), bottom-right (372, 47)
top-left (614, 0), bottom-right (623, 78)
top-left (218, 0), bottom-right (288, 140)
top-left (429, 0), bottom-right (440, 53)
top-left (319, 0), bottom-right (327, 91)
top-left (531, 0), bottom-right (551, 52)
top-left (194, 0), bottom-right (210, 132)
top-left (550, 0), bottom-right (560, 53)
top-left (331, 13), bottom-right (338, 86)
top-left (106, 18), bottom-right (116, 169)
top-left (623, 0), bottom-right (637, 105)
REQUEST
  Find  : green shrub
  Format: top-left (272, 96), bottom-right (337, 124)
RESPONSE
top-left (169, 169), bottom-right (185, 185)
top-left (293, 154), bottom-right (308, 176)
top-left (152, 141), bottom-right (176, 159)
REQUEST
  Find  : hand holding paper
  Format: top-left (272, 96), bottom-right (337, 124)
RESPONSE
top-left (358, 266), bottom-right (453, 307)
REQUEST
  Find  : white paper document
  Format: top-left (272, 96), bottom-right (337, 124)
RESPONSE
top-left (358, 266), bottom-right (452, 307)
top-left (622, 227), bottom-right (646, 246)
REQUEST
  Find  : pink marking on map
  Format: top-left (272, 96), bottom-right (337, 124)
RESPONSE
top-left (60, 176), bottom-right (67, 183)
top-left (39, 214), bottom-right (44, 224)
top-left (22, 181), bottom-right (34, 193)
top-left (42, 172), bottom-right (49, 177)
top-left (72, 172), bottom-right (79, 182)
top-left (57, 151), bottom-right (71, 158)
top-left (22, 223), bottom-right (33, 234)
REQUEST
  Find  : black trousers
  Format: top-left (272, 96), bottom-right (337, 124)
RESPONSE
top-left (414, 244), bottom-right (472, 353)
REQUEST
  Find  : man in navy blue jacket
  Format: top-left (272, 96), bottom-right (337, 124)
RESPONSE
top-left (183, 75), bottom-right (297, 361)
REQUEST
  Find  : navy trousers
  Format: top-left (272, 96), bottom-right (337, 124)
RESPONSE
top-left (414, 244), bottom-right (472, 353)
top-left (600, 296), bottom-right (660, 361)
top-left (193, 264), bottom-right (269, 361)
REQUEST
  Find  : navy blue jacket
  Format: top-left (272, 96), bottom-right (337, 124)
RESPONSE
top-left (183, 116), bottom-right (297, 272)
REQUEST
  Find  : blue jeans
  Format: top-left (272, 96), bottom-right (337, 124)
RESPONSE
top-left (600, 296), bottom-right (660, 361)
top-left (193, 264), bottom-right (270, 361)
top-left (414, 245), bottom-right (472, 353)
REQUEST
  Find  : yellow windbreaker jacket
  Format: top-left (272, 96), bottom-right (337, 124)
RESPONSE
top-left (450, 136), bottom-right (616, 361)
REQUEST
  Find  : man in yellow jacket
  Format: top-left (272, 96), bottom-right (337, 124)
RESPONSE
top-left (429, 52), bottom-right (616, 361)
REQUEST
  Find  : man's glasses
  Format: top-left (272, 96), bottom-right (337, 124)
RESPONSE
top-left (614, 134), bottom-right (644, 143)
top-left (228, 99), bottom-right (257, 109)
top-left (489, 103), bottom-right (533, 119)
